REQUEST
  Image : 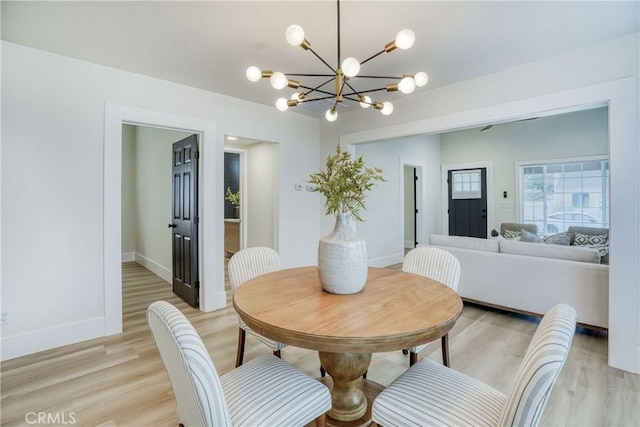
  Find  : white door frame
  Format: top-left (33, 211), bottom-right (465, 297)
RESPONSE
top-left (441, 161), bottom-right (494, 237)
top-left (224, 146), bottom-right (248, 250)
top-left (399, 158), bottom-right (425, 249)
top-left (105, 104), bottom-right (225, 336)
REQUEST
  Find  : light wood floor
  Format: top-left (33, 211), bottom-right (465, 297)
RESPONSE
top-left (1, 262), bottom-right (638, 426)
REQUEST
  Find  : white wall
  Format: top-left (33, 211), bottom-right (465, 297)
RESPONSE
top-left (134, 126), bottom-right (192, 280)
top-left (1, 41), bottom-right (320, 360)
top-left (354, 134), bottom-right (441, 266)
top-left (441, 107), bottom-right (609, 230)
top-left (246, 142), bottom-right (278, 248)
top-left (320, 34), bottom-right (639, 373)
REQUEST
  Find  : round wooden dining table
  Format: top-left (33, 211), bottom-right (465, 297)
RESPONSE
top-left (233, 266), bottom-right (463, 427)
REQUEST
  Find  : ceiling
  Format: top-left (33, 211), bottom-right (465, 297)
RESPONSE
top-left (2, 1), bottom-right (638, 116)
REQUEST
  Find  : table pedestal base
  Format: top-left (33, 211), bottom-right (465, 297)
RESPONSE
top-left (318, 377), bottom-right (384, 427)
top-left (319, 352), bottom-right (383, 426)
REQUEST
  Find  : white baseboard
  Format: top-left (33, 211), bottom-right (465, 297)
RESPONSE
top-left (369, 253), bottom-right (405, 268)
top-left (121, 252), bottom-right (135, 262)
top-left (135, 253), bottom-right (172, 284)
top-left (0, 317), bottom-right (104, 361)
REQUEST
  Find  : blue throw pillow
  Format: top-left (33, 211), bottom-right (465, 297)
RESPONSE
top-left (543, 232), bottom-right (570, 246)
top-left (520, 229), bottom-right (543, 243)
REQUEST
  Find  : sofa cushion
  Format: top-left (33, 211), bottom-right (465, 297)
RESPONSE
top-left (573, 232), bottom-right (608, 246)
top-left (502, 229), bottom-right (521, 239)
top-left (499, 239), bottom-right (601, 263)
top-left (429, 235), bottom-right (499, 253)
top-left (501, 222), bottom-right (538, 236)
top-left (567, 226), bottom-right (609, 245)
top-left (568, 226), bottom-right (609, 264)
top-left (520, 229), bottom-right (543, 243)
top-left (543, 232), bottom-right (570, 246)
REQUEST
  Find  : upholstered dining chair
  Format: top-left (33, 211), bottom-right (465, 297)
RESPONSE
top-left (372, 303), bottom-right (577, 427)
top-left (402, 246), bottom-right (461, 367)
top-left (228, 247), bottom-right (285, 367)
top-left (147, 301), bottom-right (331, 427)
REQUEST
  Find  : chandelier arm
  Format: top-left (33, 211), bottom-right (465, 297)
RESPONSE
top-left (343, 87), bottom-right (387, 95)
top-left (283, 73), bottom-right (336, 77)
top-left (360, 49), bottom-right (386, 66)
top-left (299, 95), bottom-right (337, 103)
top-left (352, 75), bottom-right (403, 79)
top-left (307, 47), bottom-right (338, 74)
top-left (344, 81), bottom-right (360, 96)
top-left (343, 95), bottom-right (373, 105)
top-left (299, 85), bottom-right (338, 97)
top-left (299, 77), bottom-right (337, 98)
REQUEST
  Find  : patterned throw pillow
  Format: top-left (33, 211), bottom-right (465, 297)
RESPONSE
top-left (520, 229), bottom-right (543, 243)
top-left (502, 229), bottom-right (520, 239)
top-left (573, 232), bottom-right (608, 246)
top-left (543, 232), bottom-right (570, 246)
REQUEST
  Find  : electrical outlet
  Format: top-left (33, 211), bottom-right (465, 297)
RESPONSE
top-left (1, 311), bottom-right (8, 325)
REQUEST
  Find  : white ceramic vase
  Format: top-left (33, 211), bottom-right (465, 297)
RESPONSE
top-left (318, 213), bottom-right (368, 294)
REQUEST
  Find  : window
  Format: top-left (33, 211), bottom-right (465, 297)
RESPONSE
top-left (519, 158), bottom-right (609, 235)
top-left (451, 169), bottom-right (482, 199)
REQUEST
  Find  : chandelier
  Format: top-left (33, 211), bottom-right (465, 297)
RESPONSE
top-left (246, 0), bottom-right (428, 122)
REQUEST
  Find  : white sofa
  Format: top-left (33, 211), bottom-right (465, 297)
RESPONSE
top-left (425, 235), bottom-right (609, 330)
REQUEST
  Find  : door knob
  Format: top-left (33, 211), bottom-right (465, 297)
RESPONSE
top-left (168, 223), bottom-right (177, 228)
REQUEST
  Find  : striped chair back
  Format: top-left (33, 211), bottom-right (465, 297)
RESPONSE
top-left (499, 303), bottom-right (577, 426)
top-left (402, 247), bottom-right (461, 291)
top-left (147, 301), bottom-right (232, 427)
top-left (228, 247), bottom-right (281, 292)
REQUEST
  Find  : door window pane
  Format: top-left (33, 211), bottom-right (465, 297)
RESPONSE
top-left (452, 170), bottom-right (482, 199)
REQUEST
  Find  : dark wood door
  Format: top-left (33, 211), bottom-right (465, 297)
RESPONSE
top-left (448, 168), bottom-right (487, 238)
top-left (170, 135), bottom-right (199, 307)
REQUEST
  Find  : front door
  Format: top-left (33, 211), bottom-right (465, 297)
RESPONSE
top-left (448, 168), bottom-right (487, 238)
top-left (170, 135), bottom-right (199, 307)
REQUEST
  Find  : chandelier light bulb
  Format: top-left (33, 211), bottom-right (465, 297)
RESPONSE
top-left (276, 97), bottom-right (289, 111)
top-left (359, 95), bottom-right (372, 108)
top-left (414, 71), bottom-right (429, 87)
top-left (381, 101), bottom-right (394, 115)
top-left (325, 109), bottom-right (338, 122)
top-left (341, 57), bottom-right (361, 78)
top-left (270, 72), bottom-right (288, 90)
top-left (285, 24), bottom-right (305, 46)
top-left (395, 29), bottom-right (415, 50)
top-left (290, 92), bottom-right (301, 101)
top-left (246, 66), bottom-right (262, 82)
top-left (398, 76), bottom-right (416, 94)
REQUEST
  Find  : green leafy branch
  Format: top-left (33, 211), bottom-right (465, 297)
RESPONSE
top-left (225, 187), bottom-right (240, 206)
top-left (308, 145), bottom-right (385, 221)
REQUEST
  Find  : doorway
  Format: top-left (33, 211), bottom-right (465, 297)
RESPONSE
top-left (400, 160), bottom-right (424, 253)
top-left (106, 103), bottom-right (225, 337)
top-left (403, 166), bottom-right (417, 249)
top-left (121, 126), bottom-right (200, 309)
top-left (447, 167), bottom-right (488, 238)
top-left (441, 162), bottom-right (494, 240)
top-left (224, 136), bottom-right (279, 254)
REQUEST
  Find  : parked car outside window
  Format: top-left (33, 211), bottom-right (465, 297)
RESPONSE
top-left (536, 211), bottom-right (605, 234)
